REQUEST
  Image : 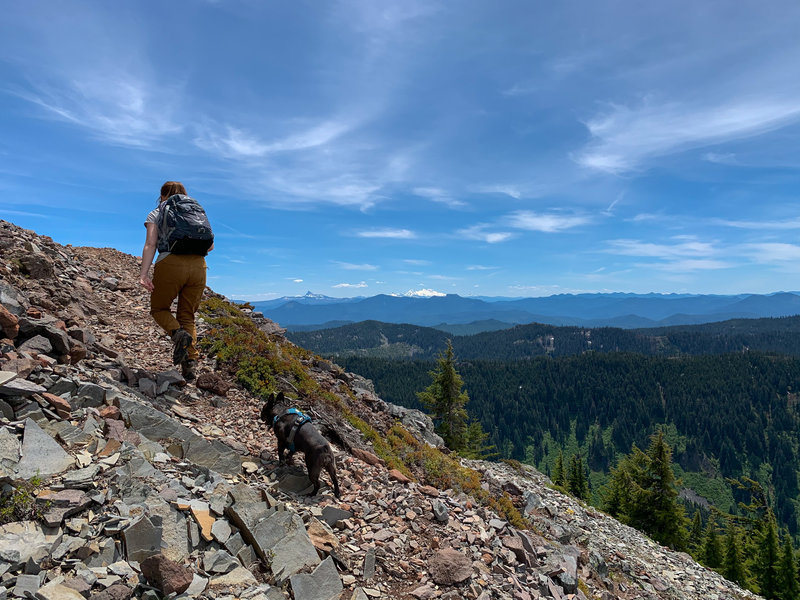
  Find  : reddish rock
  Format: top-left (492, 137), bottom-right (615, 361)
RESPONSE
top-left (0, 305), bottom-right (19, 339)
top-left (69, 340), bottom-right (87, 364)
top-left (42, 392), bottom-right (72, 418)
top-left (104, 419), bottom-right (141, 446)
top-left (26, 306), bottom-right (43, 318)
top-left (389, 469), bottom-right (412, 484)
top-left (88, 584), bottom-right (133, 600)
top-left (428, 548), bottom-right (473, 585)
top-left (352, 448), bottom-right (382, 466)
top-left (196, 372), bottom-right (231, 396)
top-left (419, 485), bottom-right (440, 497)
top-left (98, 405), bottom-right (121, 420)
top-left (140, 554), bottom-right (193, 595)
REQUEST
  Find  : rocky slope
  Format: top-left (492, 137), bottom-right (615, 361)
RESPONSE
top-left (0, 220), bottom-right (760, 600)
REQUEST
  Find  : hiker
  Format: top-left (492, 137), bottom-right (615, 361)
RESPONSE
top-left (139, 181), bottom-right (214, 381)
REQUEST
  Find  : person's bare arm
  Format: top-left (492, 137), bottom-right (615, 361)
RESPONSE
top-left (139, 223), bottom-right (158, 292)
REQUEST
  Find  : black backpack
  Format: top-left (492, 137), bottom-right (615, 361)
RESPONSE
top-left (157, 194), bottom-right (214, 256)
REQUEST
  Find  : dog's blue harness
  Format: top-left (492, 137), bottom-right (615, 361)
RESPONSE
top-left (273, 408), bottom-right (312, 453)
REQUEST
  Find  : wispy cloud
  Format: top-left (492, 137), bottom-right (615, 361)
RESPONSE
top-left (741, 243), bottom-right (800, 263)
top-left (643, 258), bottom-right (731, 272)
top-left (194, 119), bottom-right (355, 158)
top-left (456, 224), bottom-right (513, 244)
top-left (13, 75), bottom-right (183, 148)
top-left (713, 218), bottom-right (800, 231)
top-left (605, 238), bottom-right (716, 258)
top-left (507, 210), bottom-right (590, 232)
top-left (413, 186), bottom-right (466, 208)
top-left (356, 228), bottom-right (416, 239)
top-left (333, 281), bottom-right (368, 288)
top-left (0, 208), bottom-right (50, 219)
top-left (576, 97), bottom-right (800, 173)
top-left (332, 261), bottom-right (378, 271)
top-left (467, 264), bottom-right (498, 271)
top-left (404, 259), bottom-right (431, 266)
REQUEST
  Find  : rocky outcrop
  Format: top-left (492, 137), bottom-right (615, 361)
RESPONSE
top-left (0, 220), bottom-right (761, 600)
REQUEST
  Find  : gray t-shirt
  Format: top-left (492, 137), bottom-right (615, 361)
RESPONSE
top-left (145, 202), bottom-right (170, 263)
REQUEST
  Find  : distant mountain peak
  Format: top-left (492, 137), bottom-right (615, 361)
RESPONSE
top-left (404, 288), bottom-right (446, 298)
top-left (303, 291), bottom-right (328, 299)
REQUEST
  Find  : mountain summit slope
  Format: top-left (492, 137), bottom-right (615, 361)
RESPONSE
top-left (0, 220), bottom-right (758, 600)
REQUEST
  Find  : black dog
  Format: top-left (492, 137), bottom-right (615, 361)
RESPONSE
top-left (261, 391), bottom-right (341, 498)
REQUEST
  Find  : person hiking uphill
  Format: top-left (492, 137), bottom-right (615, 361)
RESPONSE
top-left (139, 181), bottom-right (214, 381)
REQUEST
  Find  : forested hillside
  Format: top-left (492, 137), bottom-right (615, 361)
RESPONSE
top-left (337, 351), bottom-right (800, 540)
top-left (288, 315), bottom-right (800, 359)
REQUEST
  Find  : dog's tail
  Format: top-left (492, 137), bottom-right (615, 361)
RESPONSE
top-left (260, 391), bottom-right (284, 424)
top-left (324, 448), bottom-right (341, 498)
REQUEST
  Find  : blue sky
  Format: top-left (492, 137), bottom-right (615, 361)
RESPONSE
top-left (2, 1), bottom-right (800, 300)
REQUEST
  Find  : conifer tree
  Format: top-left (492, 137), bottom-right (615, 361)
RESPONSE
top-left (690, 510), bottom-right (703, 553)
top-left (417, 340), bottom-right (469, 451)
top-left (568, 453), bottom-right (589, 500)
top-left (553, 450), bottom-right (566, 488)
top-left (643, 430), bottom-right (688, 550)
top-left (460, 419), bottom-right (497, 460)
top-left (703, 515), bottom-right (724, 569)
top-left (777, 532), bottom-right (798, 600)
top-left (723, 521), bottom-right (747, 587)
top-left (757, 511), bottom-right (781, 599)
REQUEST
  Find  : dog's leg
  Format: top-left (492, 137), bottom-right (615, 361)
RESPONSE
top-left (326, 453), bottom-right (341, 498)
top-left (277, 439), bottom-right (287, 465)
top-left (306, 454), bottom-right (322, 496)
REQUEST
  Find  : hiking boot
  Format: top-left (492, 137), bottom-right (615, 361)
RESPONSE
top-left (171, 328), bottom-right (193, 365)
top-left (181, 359), bottom-right (197, 382)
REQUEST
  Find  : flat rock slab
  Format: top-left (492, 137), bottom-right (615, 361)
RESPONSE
top-left (429, 548), bottom-right (473, 585)
top-left (0, 427), bottom-right (21, 465)
top-left (122, 516), bottom-right (162, 563)
top-left (0, 379), bottom-right (46, 396)
top-left (252, 511), bottom-right (320, 583)
top-left (16, 418), bottom-right (74, 479)
top-left (0, 371), bottom-right (17, 387)
top-left (0, 520), bottom-right (61, 567)
top-left (208, 566), bottom-right (257, 591)
top-left (289, 556), bottom-right (343, 600)
top-left (35, 581), bottom-right (86, 600)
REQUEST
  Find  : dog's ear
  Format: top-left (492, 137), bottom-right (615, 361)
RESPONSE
top-left (277, 391), bottom-right (284, 403)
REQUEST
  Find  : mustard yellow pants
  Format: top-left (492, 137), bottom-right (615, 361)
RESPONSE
top-left (150, 254), bottom-right (206, 361)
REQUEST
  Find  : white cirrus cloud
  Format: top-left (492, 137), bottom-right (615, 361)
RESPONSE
top-left (413, 187), bottom-right (466, 208)
top-left (605, 238), bottom-right (716, 258)
top-left (713, 218), bottom-right (800, 231)
top-left (467, 265), bottom-right (498, 271)
top-left (356, 228), bottom-right (416, 239)
top-left (332, 261), bottom-right (378, 271)
top-left (404, 259), bottom-right (431, 266)
top-left (14, 75), bottom-right (183, 148)
top-left (575, 97), bottom-right (800, 173)
top-left (333, 281), bottom-right (368, 288)
top-left (194, 119), bottom-right (356, 159)
top-left (741, 243), bottom-right (800, 263)
top-left (457, 224), bottom-right (513, 244)
top-left (643, 258), bottom-right (732, 272)
top-left (507, 211), bottom-right (590, 232)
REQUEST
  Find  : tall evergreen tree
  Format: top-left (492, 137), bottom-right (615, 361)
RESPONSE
top-left (417, 340), bottom-right (469, 451)
top-left (602, 434), bottom-right (686, 550)
top-left (723, 522), bottom-right (747, 586)
top-left (757, 511), bottom-right (781, 599)
top-left (690, 511), bottom-right (703, 553)
top-left (777, 532), bottom-right (798, 600)
top-left (460, 419), bottom-right (497, 460)
top-left (643, 431), bottom-right (688, 550)
top-left (703, 515), bottom-right (724, 569)
top-left (568, 453), bottom-right (589, 500)
top-left (553, 450), bottom-right (566, 488)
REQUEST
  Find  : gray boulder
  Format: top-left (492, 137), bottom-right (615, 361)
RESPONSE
top-left (15, 418), bottom-right (74, 479)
